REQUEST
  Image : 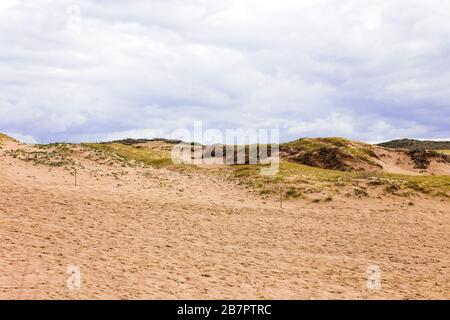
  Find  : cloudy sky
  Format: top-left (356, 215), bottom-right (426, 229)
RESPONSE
top-left (1, 0), bottom-right (449, 143)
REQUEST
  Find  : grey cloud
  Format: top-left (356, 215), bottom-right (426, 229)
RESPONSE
top-left (0, 0), bottom-right (449, 143)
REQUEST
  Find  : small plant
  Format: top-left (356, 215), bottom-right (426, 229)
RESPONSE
top-left (406, 181), bottom-right (426, 193)
top-left (285, 187), bottom-right (300, 198)
top-left (354, 187), bottom-right (368, 197)
top-left (384, 183), bottom-right (400, 194)
top-left (434, 191), bottom-right (449, 198)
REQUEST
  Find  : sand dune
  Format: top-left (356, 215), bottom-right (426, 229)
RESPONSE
top-left (0, 140), bottom-right (449, 299)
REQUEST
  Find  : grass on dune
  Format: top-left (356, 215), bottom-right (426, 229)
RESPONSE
top-left (232, 161), bottom-right (354, 185)
top-left (0, 133), bottom-right (11, 141)
top-left (228, 160), bottom-right (450, 198)
top-left (0, 133), bottom-right (18, 146)
top-left (5, 143), bottom-right (78, 169)
top-left (283, 137), bottom-right (376, 161)
top-left (83, 142), bottom-right (176, 168)
top-left (382, 173), bottom-right (450, 194)
top-left (228, 161), bottom-right (354, 198)
top-left (279, 161), bottom-right (352, 181)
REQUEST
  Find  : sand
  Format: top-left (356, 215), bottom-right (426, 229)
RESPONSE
top-left (373, 146), bottom-right (450, 176)
top-left (0, 141), bottom-right (449, 299)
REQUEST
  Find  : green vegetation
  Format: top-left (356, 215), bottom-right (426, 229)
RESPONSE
top-left (283, 137), bottom-right (374, 158)
top-left (83, 143), bottom-right (175, 168)
top-left (278, 161), bottom-right (351, 181)
top-left (0, 133), bottom-right (18, 146)
top-left (5, 143), bottom-right (78, 170)
top-left (437, 150), bottom-right (450, 155)
top-left (224, 161), bottom-right (350, 199)
top-left (378, 139), bottom-right (450, 150)
top-left (225, 159), bottom-right (450, 198)
top-left (281, 137), bottom-right (380, 171)
top-left (383, 173), bottom-right (450, 195)
top-left (0, 133), bottom-right (12, 140)
top-left (106, 138), bottom-right (184, 145)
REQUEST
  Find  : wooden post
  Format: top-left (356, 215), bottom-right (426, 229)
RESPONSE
top-left (280, 186), bottom-right (283, 208)
top-left (74, 168), bottom-right (77, 187)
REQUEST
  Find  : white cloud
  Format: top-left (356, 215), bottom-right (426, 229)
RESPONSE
top-left (0, 0), bottom-right (18, 11)
top-left (0, 0), bottom-right (449, 143)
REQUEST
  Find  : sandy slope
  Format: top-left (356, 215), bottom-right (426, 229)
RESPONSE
top-left (0, 141), bottom-right (449, 299)
top-left (373, 146), bottom-right (450, 176)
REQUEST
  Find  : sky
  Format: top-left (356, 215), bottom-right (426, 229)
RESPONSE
top-left (0, 0), bottom-right (449, 144)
